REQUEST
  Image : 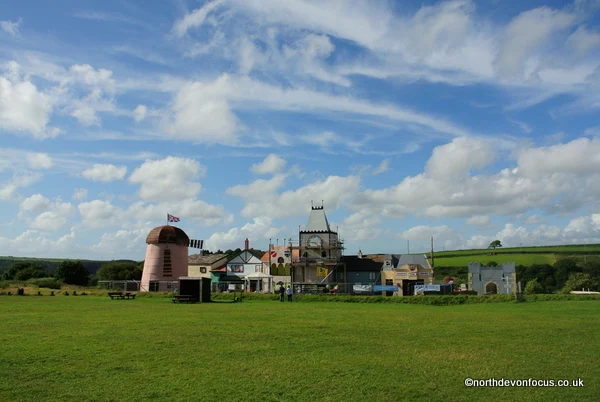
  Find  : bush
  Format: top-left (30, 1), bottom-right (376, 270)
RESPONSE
top-left (28, 278), bottom-right (62, 289)
top-left (55, 260), bottom-right (89, 286)
top-left (524, 278), bottom-right (544, 294)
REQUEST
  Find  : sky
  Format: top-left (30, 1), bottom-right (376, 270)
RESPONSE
top-left (1, 0), bottom-right (600, 261)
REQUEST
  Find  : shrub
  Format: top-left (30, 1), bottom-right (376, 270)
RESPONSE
top-left (28, 278), bottom-right (62, 289)
top-left (524, 279), bottom-right (544, 294)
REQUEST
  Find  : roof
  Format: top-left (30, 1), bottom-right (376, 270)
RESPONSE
top-left (210, 265), bottom-right (227, 272)
top-left (188, 253), bottom-right (228, 265)
top-left (229, 249), bottom-right (264, 264)
top-left (146, 225), bottom-right (189, 245)
top-left (303, 206), bottom-right (333, 233)
top-left (387, 254), bottom-right (432, 269)
top-left (341, 255), bottom-right (382, 272)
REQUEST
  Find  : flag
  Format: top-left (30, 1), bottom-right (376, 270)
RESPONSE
top-left (167, 213), bottom-right (180, 222)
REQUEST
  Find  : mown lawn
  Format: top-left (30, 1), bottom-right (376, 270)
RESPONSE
top-left (1, 297), bottom-right (598, 401)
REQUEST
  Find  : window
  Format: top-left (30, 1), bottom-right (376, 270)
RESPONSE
top-left (231, 264), bottom-right (244, 273)
top-left (369, 272), bottom-right (377, 280)
top-left (163, 249), bottom-right (172, 277)
top-left (200, 267), bottom-right (207, 274)
top-left (321, 251), bottom-right (327, 258)
top-left (255, 264), bottom-right (262, 272)
top-left (149, 281), bottom-right (159, 292)
top-left (277, 257), bottom-right (284, 264)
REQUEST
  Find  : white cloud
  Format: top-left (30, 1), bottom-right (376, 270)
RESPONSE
top-left (172, 0), bottom-right (224, 37)
top-left (466, 215), bottom-right (490, 226)
top-left (337, 212), bottom-right (382, 242)
top-left (373, 159), bottom-right (390, 175)
top-left (425, 137), bottom-right (496, 180)
top-left (395, 224), bottom-right (463, 251)
top-left (495, 7), bottom-right (575, 78)
top-left (165, 77), bottom-right (240, 144)
top-left (19, 195), bottom-right (75, 230)
top-left (82, 164), bottom-right (127, 182)
top-left (20, 194), bottom-right (50, 213)
top-left (0, 228), bottom-right (78, 258)
top-left (133, 104), bottom-right (147, 122)
top-left (352, 136), bottom-right (600, 219)
top-left (251, 154), bottom-right (287, 175)
top-left (27, 153), bottom-right (53, 169)
top-left (227, 173), bottom-right (360, 219)
top-left (0, 62), bottom-right (58, 138)
top-left (0, 18), bottom-right (21, 36)
top-left (517, 137), bottom-right (600, 177)
top-left (78, 199), bottom-right (121, 228)
top-left (72, 188), bottom-right (88, 201)
top-left (128, 156), bottom-right (205, 202)
top-left (0, 172), bottom-right (42, 201)
top-left (91, 224), bottom-right (154, 257)
top-left (207, 216), bottom-right (281, 251)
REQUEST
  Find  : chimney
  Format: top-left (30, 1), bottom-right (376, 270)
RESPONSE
top-left (244, 238), bottom-right (249, 250)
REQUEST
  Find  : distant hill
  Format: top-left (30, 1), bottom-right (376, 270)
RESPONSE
top-left (0, 256), bottom-right (140, 275)
top-left (428, 244), bottom-right (600, 268)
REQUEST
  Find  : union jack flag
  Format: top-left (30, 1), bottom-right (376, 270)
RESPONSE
top-left (167, 213), bottom-right (180, 222)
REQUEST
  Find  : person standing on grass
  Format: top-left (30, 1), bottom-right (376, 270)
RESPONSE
top-left (279, 284), bottom-right (285, 302)
top-left (286, 285), bottom-right (293, 302)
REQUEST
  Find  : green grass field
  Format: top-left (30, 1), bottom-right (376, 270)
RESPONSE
top-left (431, 244), bottom-right (600, 258)
top-left (1, 297), bottom-right (599, 401)
top-left (433, 253), bottom-right (557, 268)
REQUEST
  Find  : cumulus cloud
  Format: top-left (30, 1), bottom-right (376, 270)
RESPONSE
top-left (207, 216), bottom-right (282, 251)
top-left (78, 199), bottom-right (121, 228)
top-left (72, 188), bottom-right (88, 201)
top-left (0, 172), bottom-right (42, 201)
top-left (19, 195), bottom-right (75, 230)
top-left (128, 156), bottom-right (205, 202)
top-left (165, 77), bottom-right (240, 144)
top-left (26, 153), bottom-right (53, 169)
top-left (227, 173), bottom-right (360, 219)
top-left (352, 136), bottom-right (600, 219)
top-left (0, 62), bottom-right (58, 138)
top-left (0, 228), bottom-right (78, 258)
top-left (82, 164), bottom-right (127, 182)
top-left (251, 154), bottom-right (287, 175)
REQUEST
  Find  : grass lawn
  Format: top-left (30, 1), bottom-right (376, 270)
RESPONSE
top-left (1, 297), bottom-right (599, 402)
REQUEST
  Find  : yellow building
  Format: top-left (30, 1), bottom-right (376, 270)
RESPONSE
top-left (188, 253), bottom-right (228, 279)
top-left (381, 254), bottom-right (434, 296)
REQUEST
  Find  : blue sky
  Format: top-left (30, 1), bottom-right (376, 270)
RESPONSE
top-left (1, 0), bottom-right (600, 260)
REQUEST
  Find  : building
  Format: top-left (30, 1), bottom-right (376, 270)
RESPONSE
top-left (381, 254), bottom-right (434, 296)
top-left (468, 262), bottom-right (516, 295)
top-left (188, 253), bottom-right (228, 279)
top-left (339, 252), bottom-right (382, 293)
top-left (141, 225), bottom-right (189, 292)
top-left (292, 204), bottom-right (344, 284)
top-left (216, 239), bottom-right (266, 292)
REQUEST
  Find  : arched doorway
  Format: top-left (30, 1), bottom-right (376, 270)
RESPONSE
top-left (485, 281), bottom-right (498, 294)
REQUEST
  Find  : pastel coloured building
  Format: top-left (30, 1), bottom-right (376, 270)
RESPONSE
top-left (141, 225), bottom-right (189, 292)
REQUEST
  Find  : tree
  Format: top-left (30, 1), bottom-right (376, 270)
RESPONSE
top-left (560, 273), bottom-right (599, 293)
top-left (55, 260), bottom-right (89, 286)
top-left (14, 266), bottom-right (48, 281)
top-left (97, 262), bottom-right (142, 281)
top-left (5, 262), bottom-right (46, 280)
top-left (488, 240), bottom-right (502, 249)
top-left (524, 279), bottom-right (544, 294)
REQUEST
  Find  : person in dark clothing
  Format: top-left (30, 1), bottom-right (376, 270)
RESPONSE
top-left (279, 285), bottom-right (285, 302)
top-left (286, 285), bottom-right (293, 302)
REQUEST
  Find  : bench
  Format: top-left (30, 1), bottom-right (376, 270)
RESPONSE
top-left (172, 294), bottom-right (197, 303)
top-left (108, 292), bottom-right (136, 300)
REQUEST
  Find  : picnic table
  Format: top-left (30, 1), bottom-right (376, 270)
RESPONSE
top-left (107, 292), bottom-right (136, 300)
top-left (172, 294), bottom-right (197, 303)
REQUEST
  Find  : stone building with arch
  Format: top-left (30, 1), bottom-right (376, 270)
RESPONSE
top-left (468, 262), bottom-right (517, 295)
